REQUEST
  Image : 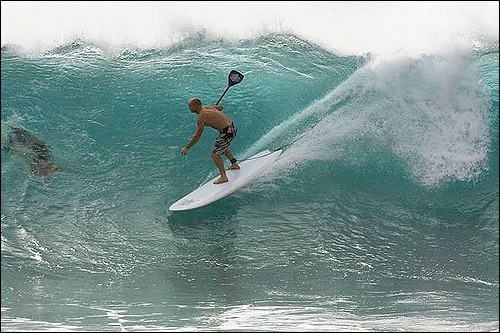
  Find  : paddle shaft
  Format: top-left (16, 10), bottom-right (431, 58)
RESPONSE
top-left (215, 86), bottom-right (230, 105)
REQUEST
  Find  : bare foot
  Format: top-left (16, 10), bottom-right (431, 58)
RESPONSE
top-left (213, 177), bottom-right (228, 185)
top-left (227, 163), bottom-right (240, 170)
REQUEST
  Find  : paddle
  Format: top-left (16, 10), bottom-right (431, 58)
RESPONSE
top-left (215, 70), bottom-right (244, 105)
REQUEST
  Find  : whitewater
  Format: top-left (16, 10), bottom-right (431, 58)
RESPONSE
top-left (1, 2), bottom-right (499, 331)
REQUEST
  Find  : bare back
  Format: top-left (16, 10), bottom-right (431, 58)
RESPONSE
top-left (199, 106), bottom-right (232, 131)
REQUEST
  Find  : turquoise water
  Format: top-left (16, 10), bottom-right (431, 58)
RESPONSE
top-left (1, 3), bottom-right (499, 331)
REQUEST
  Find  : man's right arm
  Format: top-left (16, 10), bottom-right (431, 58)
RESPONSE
top-left (208, 105), bottom-right (224, 112)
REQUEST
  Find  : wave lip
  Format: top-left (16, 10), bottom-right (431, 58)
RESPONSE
top-left (1, 2), bottom-right (499, 55)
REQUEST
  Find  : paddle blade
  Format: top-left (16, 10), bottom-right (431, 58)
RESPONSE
top-left (228, 70), bottom-right (244, 87)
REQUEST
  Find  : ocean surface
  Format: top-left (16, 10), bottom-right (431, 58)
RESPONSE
top-left (1, 2), bottom-right (499, 331)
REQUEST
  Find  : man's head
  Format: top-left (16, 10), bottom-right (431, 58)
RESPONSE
top-left (188, 98), bottom-right (202, 113)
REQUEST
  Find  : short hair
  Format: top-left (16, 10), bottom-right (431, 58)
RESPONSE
top-left (189, 98), bottom-right (201, 107)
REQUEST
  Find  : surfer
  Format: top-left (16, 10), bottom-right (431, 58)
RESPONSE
top-left (182, 97), bottom-right (240, 184)
top-left (2, 126), bottom-right (60, 176)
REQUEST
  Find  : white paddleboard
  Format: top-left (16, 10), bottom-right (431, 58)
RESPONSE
top-left (169, 149), bottom-right (282, 211)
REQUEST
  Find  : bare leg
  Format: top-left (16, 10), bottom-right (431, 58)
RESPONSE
top-left (224, 150), bottom-right (240, 170)
top-left (211, 152), bottom-right (228, 184)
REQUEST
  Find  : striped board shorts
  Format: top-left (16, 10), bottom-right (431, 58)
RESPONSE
top-left (213, 122), bottom-right (237, 155)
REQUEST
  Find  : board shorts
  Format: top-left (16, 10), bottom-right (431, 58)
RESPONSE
top-left (213, 122), bottom-right (237, 155)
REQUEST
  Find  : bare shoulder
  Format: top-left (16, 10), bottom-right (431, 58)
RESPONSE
top-left (206, 105), bottom-right (224, 112)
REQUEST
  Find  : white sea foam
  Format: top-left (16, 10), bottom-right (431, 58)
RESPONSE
top-left (1, 1), bottom-right (498, 55)
top-left (263, 51), bottom-right (492, 186)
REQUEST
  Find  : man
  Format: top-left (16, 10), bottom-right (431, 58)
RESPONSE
top-left (182, 97), bottom-right (240, 184)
